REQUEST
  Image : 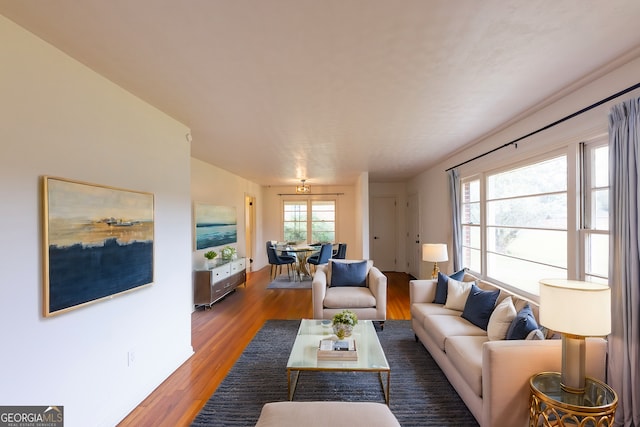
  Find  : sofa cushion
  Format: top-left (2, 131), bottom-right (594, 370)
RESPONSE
top-left (506, 304), bottom-right (539, 340)
top-left (329, 260), bottom-right (367, 287)
top-left (323, 287), bottom-right (376, 309)
top-left (444, 278), bottom-right (474, 311)
top-left (422, 313), bottom-right (487, 351)
top-left (462, 284), bottom-right (500, 330)
top-left (411, 302), bottom-right (461, 326)
top-left (487, 296), bottom-right (517, 340)
top-left (434, 269), bottom-right (466, 304)
top-left (445, 335), bottom-right (487, 397)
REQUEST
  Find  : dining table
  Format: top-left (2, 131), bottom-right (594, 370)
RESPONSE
top-left (276, 244), bottom-right (319, 281)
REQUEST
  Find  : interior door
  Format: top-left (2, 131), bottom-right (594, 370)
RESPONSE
top-left (406, 193), bottom-right (420, 278)
top-left (371, 196), bottom-right (397, 271)
top-left (244, 194), bottom-right (256, 271)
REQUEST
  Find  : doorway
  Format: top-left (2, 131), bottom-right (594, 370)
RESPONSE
top-left (371, 196), bottom-right (397, 271)
top-left (244, 194), bottom-right (256, 271)
top-left (406, 193), bottom-right (420, 278)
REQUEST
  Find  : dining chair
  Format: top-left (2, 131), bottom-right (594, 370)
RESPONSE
top-left (307, 243), bottom-right (333, 273)
top-left (332, 243), bottom-right (347, 259)
top-left (266, 242), bottom-right (296, 280)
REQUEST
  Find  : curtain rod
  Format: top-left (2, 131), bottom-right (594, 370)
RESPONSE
top-left (277, 192), bottom-right (345, 196)
top-left (445, 81), bottom-right (640, 172)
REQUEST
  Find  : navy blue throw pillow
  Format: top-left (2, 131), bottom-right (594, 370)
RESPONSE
top-left (330, 261), bottom-right (368, 287)
top-left (506, 304), bottom-right (539, 340)
top-left (434, 269), bottom-right (466, 304)
top-left (461, 284), bottom-right (500, 330)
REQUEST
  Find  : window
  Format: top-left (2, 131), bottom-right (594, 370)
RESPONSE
top-left (461, 178), bottom-right (481, 272)
top-left (459, 138), bottom-right (611, 298)
top-left (283, 200), bottom-right (336, 243)
top-left (485, 155), bottom-right (568, 295)
top-left (582, 141), bottom-right (609, 283)
top-left (310, 200), bottom-right (336, 243)
top-left (283, 201), bottom-right (307, 242)
top-left (460, 154), bottom-right (570, 297)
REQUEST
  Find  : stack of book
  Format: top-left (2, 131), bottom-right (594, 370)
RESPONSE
top-left (317, 338), bottom-right (358, 361)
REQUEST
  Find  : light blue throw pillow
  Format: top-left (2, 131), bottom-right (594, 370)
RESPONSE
top-left (330, 260), bottom-right (368, 287)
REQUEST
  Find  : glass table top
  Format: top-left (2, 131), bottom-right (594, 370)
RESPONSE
top-left (530, 372), bottom-right (617, 409)
top-left (286, 319), bottom-right (389, 371)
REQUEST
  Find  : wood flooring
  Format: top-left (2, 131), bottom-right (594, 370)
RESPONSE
top-left (117, 266), bottom-right (412, 427)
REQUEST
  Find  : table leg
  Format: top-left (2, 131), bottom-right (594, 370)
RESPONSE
top-left (378, 371), bottom-right (390, 405)
top-left (295, 252), bottom-right (311, 280)
top-left (288, 369), bottom-right (300, 401)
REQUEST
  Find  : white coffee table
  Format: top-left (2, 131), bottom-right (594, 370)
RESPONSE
top-left (286, 319), bottom-right (391, 404)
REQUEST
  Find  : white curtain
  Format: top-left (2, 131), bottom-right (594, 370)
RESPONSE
top-left (448, 169), bottom-right (462, 271)
top-left (608, 97), bottom-right (640, 427)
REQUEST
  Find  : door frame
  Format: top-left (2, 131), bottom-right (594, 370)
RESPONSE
top-left (406, 192), bottom-right (420, 278)
top-left (244, 194), bottom-right (256, 271)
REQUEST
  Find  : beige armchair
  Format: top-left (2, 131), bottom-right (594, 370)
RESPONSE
top-left (312, 260), bottom-right (387, 325)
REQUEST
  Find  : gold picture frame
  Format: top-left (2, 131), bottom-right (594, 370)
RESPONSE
top-left (43, 176), bottom-right (154, 317)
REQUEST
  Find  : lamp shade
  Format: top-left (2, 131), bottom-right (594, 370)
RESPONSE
top-left (422, 244), bottom-right (448, 262)
top-left (539, 279), bottom-right (611, 337)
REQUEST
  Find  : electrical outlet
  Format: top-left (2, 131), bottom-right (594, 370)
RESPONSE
top-left (127, 350), bottom-right (136, 367)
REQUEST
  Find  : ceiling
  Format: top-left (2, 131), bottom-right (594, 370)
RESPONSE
top-left (3, 1), bottom-right (640, 186)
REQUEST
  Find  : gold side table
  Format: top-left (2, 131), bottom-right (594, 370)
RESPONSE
top-left (529, 372), bottom-right (618, 427)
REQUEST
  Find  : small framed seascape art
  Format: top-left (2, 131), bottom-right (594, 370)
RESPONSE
top-left (42, 176), bottom-right (154, 317)
top-left (194, 203), bottom-right (237, 250)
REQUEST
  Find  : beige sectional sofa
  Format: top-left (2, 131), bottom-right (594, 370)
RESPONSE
top-left (410, 273), bottom-right (607, 427)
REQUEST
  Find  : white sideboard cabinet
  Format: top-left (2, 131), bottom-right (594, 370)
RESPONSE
top-left (194, 257), bottom-right (246, 308)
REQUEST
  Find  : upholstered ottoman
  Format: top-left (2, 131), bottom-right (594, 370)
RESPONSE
top-left (255, 401), bottom-right (400, 427)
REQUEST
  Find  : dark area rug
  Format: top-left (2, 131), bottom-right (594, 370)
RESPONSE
top-left (191, 320), bottom-right (479, 426)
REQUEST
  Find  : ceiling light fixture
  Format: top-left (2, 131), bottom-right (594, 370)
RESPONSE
top-left (295, 179), bottom-right (311, 194)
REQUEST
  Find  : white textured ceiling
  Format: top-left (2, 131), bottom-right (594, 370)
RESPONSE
top-left (2, 0), bottom-right (640, 186)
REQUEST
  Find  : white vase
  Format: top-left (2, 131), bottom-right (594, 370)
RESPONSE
top-left (332, 323), bottom-right (353, 339)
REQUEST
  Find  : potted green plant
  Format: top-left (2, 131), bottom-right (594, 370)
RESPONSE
top-left (221, 246), bottom-right (237, 261)
top-left (204, 250), bottom-right (217, 268)
top-left (332, 309), bottom-right (358, 339)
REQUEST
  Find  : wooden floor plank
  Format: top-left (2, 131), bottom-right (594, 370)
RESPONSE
top-left (117, 266), bottom-right (411, 427)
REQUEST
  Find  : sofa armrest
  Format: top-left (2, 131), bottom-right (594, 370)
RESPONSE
top-left (367, 267), bottom-right (387, 319)
top-left (482, 338), bottom-right (607, 427)
top-left (312, 266), bottom-right (328, 318)
top-left (409, 279), bottom-right (437, 304)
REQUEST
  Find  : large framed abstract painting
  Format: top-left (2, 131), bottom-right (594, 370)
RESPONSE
top-left (43, 177), bottom-right (154, 317)
top-left (194, 203), bottom-right (237, 250)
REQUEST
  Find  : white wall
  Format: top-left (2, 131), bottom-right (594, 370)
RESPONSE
top-left (191, 158), bottom-right (264, 271)
top-left (356, 172), bottom-right (370, 260)
top-left (409, 54), bottom-right (640, 279)
top-left (0, 16), bottom-right (193, 426)
top-left (262, 184), bottom-right (361, 258)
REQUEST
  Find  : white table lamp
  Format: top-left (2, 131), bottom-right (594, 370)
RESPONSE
top-left (539, 279), bottom-right (611, 393)
top-left (422, 243), bottom-right (448, 279)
